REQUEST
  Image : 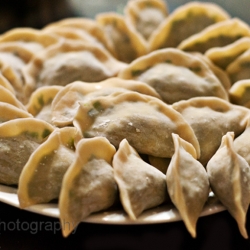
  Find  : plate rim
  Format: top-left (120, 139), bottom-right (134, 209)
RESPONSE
top-left (0, 184), bottom-right (226, 225)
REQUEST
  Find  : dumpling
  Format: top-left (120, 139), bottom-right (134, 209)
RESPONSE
top-left (149, 1), bottom-right (230, 51)
top-left (96, 12), bottom-right (148, 63)
top-left (226, 48), bottom-right (250, 84)
top-left (43, 26), bottom-right (112, 53)
top-left (0, 102), bottom-right (32, 123)
top-left (73, 91), bottom-right (200, 158)
top-left (44, 26), bottom-right (91, 41)
top-left (18, 127), bottom-right (81, 208)
top-left (205, 37), bottom-right (250, 70)
top-left (192, 52), bottom-right (231, 91)
top-left (113, 138), bottom-right (169, 220)
top-left (0, 85), bottom-right (27, 111)
top-left (233, 117), bottom-right (250, 165)
top-left (0, 27), bottom-right (60, 53)
top-left (172, 97), bottom-right (250, 166)
top-left (124, 0), bottom-right (168, 41)
top-left (118, 48), bottom-right (228, 104)
top-left (43, 17), bottom-right (116, 56)
top-left (26, 85), bottom-right (63, 123)
top-left (207, 132), bottom-right (250, 239)
top-left (0, 40), bottom-right (34, 63)
top-left (0, 118), bottom-right (54, 185)
top-left (59, 137), bottom-right (117, 237)
top-left (0, 42), bottom-right (35, 102)
top-left (229, 79), bottom-right (250, 107)
top-left (166, 133), bottom-right (209, 238)
top-left (51, 77), bottom-right (160, 127)
top-left (22, 39), bottom-right (127, 100)
top-left (178, 18), bottom-right (250, 54)
top-left (0, 73), bottom-right (15, 94)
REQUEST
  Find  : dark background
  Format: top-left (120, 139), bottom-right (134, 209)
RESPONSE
top-left (1, 201), bottom-right (250, 250)
top-left (0, 0), bottom-right (75, 34)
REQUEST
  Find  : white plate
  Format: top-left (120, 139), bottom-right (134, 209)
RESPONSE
top-left (0, 184), bottom-right (226, 224)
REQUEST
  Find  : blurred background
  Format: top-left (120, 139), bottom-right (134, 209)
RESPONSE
top-left (0, 0), bottom-right (75, 33)
top-left (68, 0), bottom-right (250, 24)
top-left (0, 0), bottom-right (249, 34)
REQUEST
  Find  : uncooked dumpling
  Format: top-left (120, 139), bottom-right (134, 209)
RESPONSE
top-left (149, 1), bottom-right (230, 51)
top-left (226, 48), bottom-right (250, 84)
top-left (0, 118), bottom-right (54, 185)
top-left (0, 102), bottom-right (32, 123)
top-left (74, 91), bottom-right (200, 158)
top-left (172, 96), bottom-right (250, 166)
top-left (124, 0), bottom-right (168, 41)
top-left (118, 48), bottom-right (228, 104)
top-left (233, 117), bottom-right (250, 165)
top-left (205, 37), bottom-right (250, 70)
top-left (18, 127), bottom-right (81, 208)
top-left (96, 12), bottom-right (148, 63)
top-left (43, 17), bottom-right (116, 56)
top-left (166, 133), bottom-right (209, 238)
top-left (113, 138), bottom-right (169, 220)
top-left (178, 18), bottom-right (250, 53)
top-left (22, 39), bottom-right (127, 100)
top-left (59, 137), bottom-right (117, 237)
top-left (51, 77), bottom-right (160, 127)
top-left (0, 27), bottom-right (60, 53)
top-left (26, 85), bottom-right (63, 123)
top-left (207, 132), bottom-right (250, 239)
top-left (229, 79), bottom-right (250, 107)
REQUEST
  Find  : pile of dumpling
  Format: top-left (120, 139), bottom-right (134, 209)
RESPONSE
top-left (1, 0), bottom-right (250, 238)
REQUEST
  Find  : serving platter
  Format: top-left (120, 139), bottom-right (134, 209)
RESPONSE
top-left (0, 184), bottom-right (226, 225)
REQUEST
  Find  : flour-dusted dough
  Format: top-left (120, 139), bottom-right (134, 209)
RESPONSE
top-left (51, 77), bottom-right (160, 127)
top-left (229, 79), bottom-right (250, 107)
top-left (205, 37), bottom-right (250, 70)
top-left (74, 91), bottom-right (200, 158)
top-left (113, 138), bottom-right (169, 220)
top-left (26, 85), bottom-right (63, 123)
top-left (43, 17), bottom-right (116, 56)
top-left (166, 133), bottom-right (209, 238)
top-left (22, 40), bottom-right (127, 100)
top-left (0, 118), bottom-right (54, 185)
top-left (59, 137), bottom-right (117, 237)
top-left (178, 18), bottom-right (250, 53)
top-left (96, 12), bottom-right (148, 63)
top-left (172, 97), bottom-right (250, 166)
top-left (226, 49), bottom-right (250, 84)
top-left (125, 0), bottom-right (168, 41)
top-left (18, 127), bottom-right (81, 208)
top-left (118, 48), bottom-right (228, 104)
top-left (149, 1), bottom-right (230, 51)
top-left (207, 132), bottom-right (250, 239)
